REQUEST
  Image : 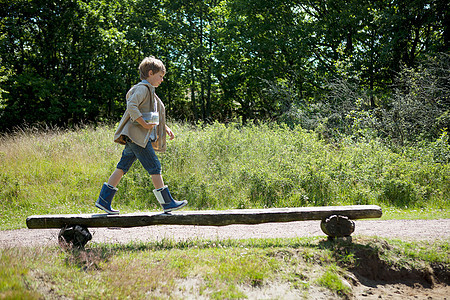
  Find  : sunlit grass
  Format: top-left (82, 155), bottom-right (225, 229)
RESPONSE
top-left (381, 207), bottom-right (450, 220)
top-left (0, 126), bottom-right (123, 229)
top-left (316, 264), bottom-right (351, 296)
top-left (0, 122), bottom-right (449, 230)
top-left (0, 237), bottom-right (448, 299)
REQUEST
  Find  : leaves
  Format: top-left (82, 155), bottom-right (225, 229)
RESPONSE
top-left (0, 0), bottom-right (448, 143)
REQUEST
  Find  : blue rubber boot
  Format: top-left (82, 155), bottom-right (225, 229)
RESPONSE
top-left (153, 186), bottom-right (187, 212)
top-left (95, 183), bottom-right (119, 214)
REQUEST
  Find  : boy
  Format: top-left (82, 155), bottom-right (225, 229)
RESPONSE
top-left (95, 56), bottom-right (187, 214)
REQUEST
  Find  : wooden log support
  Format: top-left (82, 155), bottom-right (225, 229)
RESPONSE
top-left (26, 205), bottom-right (382, 229)
top-left (320, 215), bottom-right (355, 239)
top-left (58, 225), bottom-right (92, 249)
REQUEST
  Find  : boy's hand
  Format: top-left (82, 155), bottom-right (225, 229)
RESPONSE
top-left (136, 116), bottom-right (156, 130)
top-left (166, 126), bottom-right (175, 140)
top-left (143, 122), bottom-right (157, 130)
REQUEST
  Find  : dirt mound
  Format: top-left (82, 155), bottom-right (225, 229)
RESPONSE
top-left (337, 239), bottom-right (450, 299)
top-left (354, 249), bottom-right (440, 284)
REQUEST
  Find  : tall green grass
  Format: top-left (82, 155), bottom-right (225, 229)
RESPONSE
top-left (160, 122), bottom-right (449, 212)
top-left (0, 126), bottom-right (123, 229)
top-left (0, 122), bottom-right (449, 230)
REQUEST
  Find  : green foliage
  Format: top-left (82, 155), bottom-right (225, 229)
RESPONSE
top-left (429, 130), bottom-right (450, 164)
top-left (306, 53), bottom-right (450, 145)
top-left (379, 54), bottom-right (450, 145)
top-left (1, 0), bottom-right (448, 145)
top-left (0, 0), bottom-right (140, 129)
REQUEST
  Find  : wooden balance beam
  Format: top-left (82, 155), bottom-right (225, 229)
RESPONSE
top-left (26, 205), bottom-right (382, 248)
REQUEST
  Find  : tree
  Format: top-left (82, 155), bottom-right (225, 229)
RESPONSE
top-left (0, 0), bottom-right (138, 129)
top-left (0, 0), bottom-right (448, 140)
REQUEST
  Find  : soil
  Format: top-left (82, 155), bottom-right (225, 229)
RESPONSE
top-left (1, 219), bottom-right (449, 299)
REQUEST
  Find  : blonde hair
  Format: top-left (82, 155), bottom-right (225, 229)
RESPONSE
top-left (139, 56), bottom-right (166, 80)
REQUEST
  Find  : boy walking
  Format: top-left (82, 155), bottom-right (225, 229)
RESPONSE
top-left (95, 56), bottom-right (187, 214)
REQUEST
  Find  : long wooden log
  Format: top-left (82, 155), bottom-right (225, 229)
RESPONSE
top-left (26, 205), bottom-right (382, 229)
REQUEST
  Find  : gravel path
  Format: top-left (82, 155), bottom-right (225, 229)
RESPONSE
top-left (1, 219), bottom-right (449, 248)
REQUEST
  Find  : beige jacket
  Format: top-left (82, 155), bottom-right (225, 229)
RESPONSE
top-left (114, 82), bottom-right (167, 152)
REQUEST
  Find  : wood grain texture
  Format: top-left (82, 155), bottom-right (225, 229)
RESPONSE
top-left (26, 205), bottom-right (382, 229)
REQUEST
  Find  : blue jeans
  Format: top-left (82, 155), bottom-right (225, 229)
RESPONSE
top-left (116, 137), bottom-right (162, 175)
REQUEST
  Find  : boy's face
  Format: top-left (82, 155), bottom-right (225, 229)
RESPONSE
top-left (147, 70), bottom-right (165, 88)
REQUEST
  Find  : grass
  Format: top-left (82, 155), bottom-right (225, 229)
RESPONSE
top-left (0, 126), bottom-right (124, 230)
top-left (381, 207), bottom-right (450, 220)
top-left (0, 237), bottom-right (448, 299)
top-left (316, 265), bottom-right (351, 296)
top-left (0, 122), bottom-right (448, 298)
top-left (0, 122), bottom-right (449, 230)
